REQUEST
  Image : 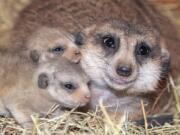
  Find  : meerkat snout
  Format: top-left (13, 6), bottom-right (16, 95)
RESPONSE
top-left (63, 47), bottom-right (81, 64)
top-left (84, 92), bottom-right (91, 99)
top-left (77, 85), bottom-right (91, 104)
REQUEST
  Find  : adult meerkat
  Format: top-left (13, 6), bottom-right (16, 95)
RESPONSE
top-left (0, 55), bottom-right (90, 127)
top-left (78, 20), bottom-right (170, 120)
top-left (8, 0), bottom-right (179, 77)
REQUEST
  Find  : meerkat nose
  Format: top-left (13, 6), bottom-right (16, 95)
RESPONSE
top-left (85, 94), bottom-right (91, 99)
top-left (116, 65), bottom-right (132, 77)
top-left (83, 92), bottom-right (91, 102)
top-left (71, 48), bottom-right (81, 63)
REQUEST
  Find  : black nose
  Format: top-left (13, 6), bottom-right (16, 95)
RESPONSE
top-left (116, 66), bottom-right (132, 77)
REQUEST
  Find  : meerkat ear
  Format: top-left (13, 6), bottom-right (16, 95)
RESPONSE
top-left (74, 32), bottom-right (85, 46)
top-left (30, 50), bottom-right (40, 63)
top-left (160, 38), bottom-right (171, 73)
top-left (38, 73), bottom-right (49, 89)
top-left (160, 38), bottom-right (170, 60)
top-left (161, 47), bottom-right (170, 60)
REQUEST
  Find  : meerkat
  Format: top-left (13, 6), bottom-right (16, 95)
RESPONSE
top-left (23, 27), bottom-right (81, 64)
top-left (7, 0), bottom-right (179, 77)
top-left (0, 55), bottom-right (90, 127)
top-left (1, 0), bottom-right (179, 120)
top-left (77, 20), bottom-right (170, 120)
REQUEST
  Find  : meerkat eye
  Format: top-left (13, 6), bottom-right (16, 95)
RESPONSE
top-left (63, 82), bottom-right (76, 92)
top-left (136, 42), bottom-right (151, 56)
top-left (102, 35), bottom-right (116, 49)
top-left (51, 46), bottom-right (65, 54)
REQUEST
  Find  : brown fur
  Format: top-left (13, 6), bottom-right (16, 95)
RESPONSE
top-left (3, 0), bottom-right (179, 121)
top-left (8, 0), bottom-right (179, 77)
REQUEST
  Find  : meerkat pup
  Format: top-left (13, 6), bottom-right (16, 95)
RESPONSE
top-left (77, 20), bottom-right (170, 120)
top-left (0, 55), bottom-right (90, 128)
top-left (23, 27), bottom-right (81, 64)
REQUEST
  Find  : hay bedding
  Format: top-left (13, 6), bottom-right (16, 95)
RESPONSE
top-left (0, 0), bottom-right (180, 134)
top-left (0, 107), bottom-right (179, 135)
top-left (0, 78), bottom-right (178, 135)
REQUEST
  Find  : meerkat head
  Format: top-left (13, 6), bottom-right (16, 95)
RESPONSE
top-left (35, 58), bottom-right (91, 108)
top-left (26, 27), bottom-right (81, 64)
top-left (78, 20), bottom-right (170, 93)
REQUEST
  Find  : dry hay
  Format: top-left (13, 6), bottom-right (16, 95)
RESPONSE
top-left (0, 76), bottom-right (179, 135)
top-left (0, 110), bottom-right (180, 135)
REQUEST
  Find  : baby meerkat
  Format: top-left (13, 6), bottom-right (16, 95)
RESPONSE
top-left (77, 20), bottom-right (170, 120)
top-left (0, 55), bottom-right (90, 128)
top-left (24, 27), bottom-right (81, 64)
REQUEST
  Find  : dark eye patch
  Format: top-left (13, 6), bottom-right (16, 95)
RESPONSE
top-left (135, 41), bottom-right (157, 64)
top-left (50, 45), bottom-right (65, 54)
top-left (136, 42), bottom-right (151, 57)
top-left (95, 33), bottom-right (119, 55)
top-left (102, 35), bottom-right (116, 49)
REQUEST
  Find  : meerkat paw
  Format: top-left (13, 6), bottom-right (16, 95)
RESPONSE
top-left (20, 121), bottom-right (33, 129)
top-left (6, 105), bottom-right (35, 128)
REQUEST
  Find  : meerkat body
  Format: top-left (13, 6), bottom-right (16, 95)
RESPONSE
top-left (0, 55), bottom-right (90, 127)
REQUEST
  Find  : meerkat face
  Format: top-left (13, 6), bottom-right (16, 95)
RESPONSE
top-left (36, 58), bottom-right (91, 108)
top-left (79, 21), bottom-right (170, 93)
top-left (26, 27), bottom-right (81, 64)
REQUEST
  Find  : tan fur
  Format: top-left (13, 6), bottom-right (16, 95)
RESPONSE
top-left (0, 54), bottom-right (90, 128)
top-left (2, 0), bottom-right (179, 121)
top-left (80, 21), bottom-right (170, 120)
